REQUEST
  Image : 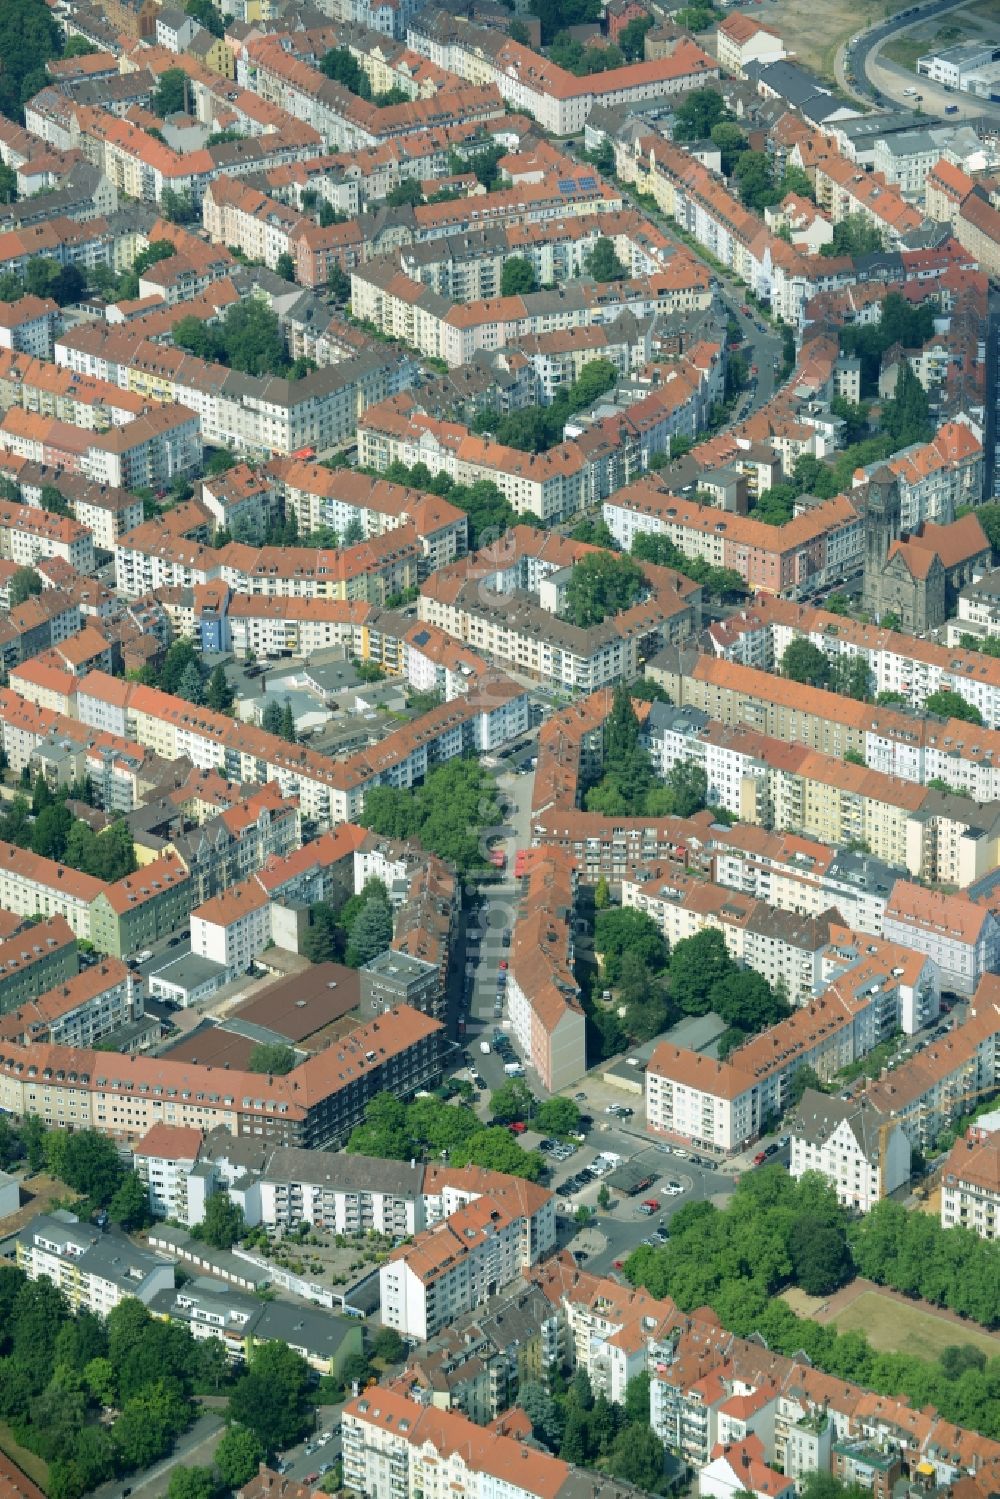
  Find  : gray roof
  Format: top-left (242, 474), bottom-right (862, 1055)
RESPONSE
top-left (786, 1088), bottom-right (893, 1164)
top-left (262, 1147), bottom-right (427, 1196)
top-left (363, 949), bottom-right (437, 982)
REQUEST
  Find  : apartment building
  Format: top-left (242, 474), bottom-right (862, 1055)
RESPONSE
top-left (268, 459), bottom-right (468, 570)
top-left (133, 1122), bottom-right (204, 1220)
top-left (787, 1089), bottom-right (912, 1212)
top-left (0, 959), bottom-right (142, 1049)
top-left (75, 668), bottom-right (527, 827)
top-left (603, 482), bottom-right (862, 599)
top-left (716, 13), bottom-right (787, 76)
top-left (418, 528), bottom-right (700, 691)
top-left (649, 647), bottom-right (1000, 804)
top-left (882, 882), bottom-right (1000, 997)
top-left (191, 879), bottom-right (273, 978)
top-left (0, 916), bottom-right (79, 1016)
top-left (940, 1129), bottom-right (1000, 1240)
top-left (506, 848), bottom-right (585, 1092)
top-left (0, 500), bottom-right (95, 572)
top-left (712, 589), bottom-right (1000, 735)
top-left (0, 296), bottom-right (60, 359)
top-left (405, 13), bottom-right (718, 135)
top-left (623, 870), bottom-right (837, 1005)
top-left (343, 1388), bottom-right (650, 1499)
top-left (852, 420), bottom-right (984, 530)
top-left (865, 983), bottom-right (1000, 1147)
top-left (379, 1172), bottom-right (556, 1340)
top-left (0, 1007), bottom-right (443, 1148)
top-left (17, 1213), bottom-right (175, 1315)
top-left (646, 969), bottom-right (894, 1153)
top-left (527, 1255), bottom-right (1000, 1482)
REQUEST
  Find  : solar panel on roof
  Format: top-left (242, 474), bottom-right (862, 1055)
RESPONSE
top-left (557, 178), bottom-right (577, 193)
top-left (578, 176), bottom-right (597, 189)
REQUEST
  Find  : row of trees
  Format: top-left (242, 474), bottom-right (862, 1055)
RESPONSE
top-left (0, 780), bottom-right (137, 881)
top-left (624, 1169), bottom-right (1000, 1437)
top-left (378, 458), bottom-right (520, 547)
top-left (346, 1091), bottom-right (545, 1180)
top-left (358, 759), bottom-right (504, 876)
top-left (0, 1118), bottom-right (151, 1231)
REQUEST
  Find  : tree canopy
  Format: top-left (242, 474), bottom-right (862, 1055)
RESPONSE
top-left (346, 1092), bottom-right (542, 1178)
top-left (174, 300), bottom-right (295, 378)
top-left (359, 759), bottom-right (502, 874)
top-left (501, 256), bottom-right (538, 296)
top-left (925, 688), bottom-right (982, 725)
top-left (562, 552), bottom-right (644, 628)
top-left (248, 1043), bottom-right (297, 1075)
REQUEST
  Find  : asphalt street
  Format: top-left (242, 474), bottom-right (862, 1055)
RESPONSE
top-left (91, 1413), bottom-right (225, 1499)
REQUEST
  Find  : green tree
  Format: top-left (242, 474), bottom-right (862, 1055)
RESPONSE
top-left (10, 566), bottom-right (42, 606)
top-left (167, 1467), bottom-right (218, 1499)
top-left (345, 894), bottom-right (393, 967)
top-left (450, 1127), bottom-right (543, 1181)
top-left (711, 120), bottom-right (747, 175)
top-left (673, 86), bottom-right (727, 141)
top-left (205, 664), bottom-right (233, 712)
top-left (563, 552), bottom-right (644, 628)
top-left (882, 362), bottom-right (932, 448)
top-left (328, 262), bottom-right (351, 302)
top-left (302, 901), bottom-right (342, 964)
top-left (821, 214), bottom-right (884, 258)
top-left (594, 906), bottom-right (667, 983)
top-left (247, 1043), bottom-right (297, 1075)
top-left (262, 699), bottom-right (284, 736)
top-left (346, 1093), bottom-right (412, 1160)
top-left (584, 237), bottom-right (626, 282)
top-left (46, 1128), bottom-right (124, 1204)
top-left (185, 0), bottom-right (224, 33)
top-left (372, 1328), bottom-right (406, 1363)
top-left (109, 1172), bottom-right (151, 1233)
top-left (925, 689), bottom-right (982, 725)
top-left (782, 638), bottom-right (831, 688)
top-left (193, 1192), bottom-right (245, 1250)
top-left (734, 150), bottom-right (780, 211)
top-left (176, 660), bottom-right (204, 705)
top-left (214, 1425), bottom-right (265, 1490)
top-left (280, 701), bottom-right (297, 743)
top-left (319, 47), bottom-right (371, 98)
top-left (0, 0), bottom-right (61, 122)
top-left (668, 928), bottom-right (733, 1016)
top-left (607, 1424), bottom-right (663, 1489)
top-left (518, 1381), bottom-right (563, 1450)
top-left (386, 179), bottom-right (424, 207)
top-left (534, 1097), bottom-right (580, 1135)
top-left (228, 1342), bottom-right (312, 1456)
top-left (490, 1078), bottom-right (536, 1124)
top-left (275, 251), bottom-right (296, 281)
top-left (154, 67), bottom-right (187, 116)
top-left (788, 1218), bottom-right (853, 1296)
top-left (501, 256), bottom-right (538, 296)
top-left (619, 12), bottom-right (654, 58)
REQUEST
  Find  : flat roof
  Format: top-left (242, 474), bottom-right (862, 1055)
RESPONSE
top-left (231, 963), bottom-right (361, 1041)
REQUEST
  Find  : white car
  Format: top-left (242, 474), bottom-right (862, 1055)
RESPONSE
top-left (673, 1148), bottom-right (689, 1159)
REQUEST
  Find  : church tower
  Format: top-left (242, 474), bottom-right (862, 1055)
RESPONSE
top-left (863, 466), bottom-right (901, 616)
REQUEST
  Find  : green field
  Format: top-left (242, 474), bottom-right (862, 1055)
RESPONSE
top-left (0, 1422), bottom-right (49, 1491)
top-left (881, 34), bottom-right (929, 70)
top-left (829, 1289), bottom-right (1000, 1362)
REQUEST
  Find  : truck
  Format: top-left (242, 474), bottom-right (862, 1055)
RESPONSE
top-left (504, 1061), bottom-right (525, 1076)
top-left (480, 1041), bottom-right (491, 1054)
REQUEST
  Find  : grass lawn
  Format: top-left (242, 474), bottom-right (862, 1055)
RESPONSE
top-left (0, 1422), bottom-right (49, 1491)
top-left (829, 1289), bottom-right (1000, 1362)
top-left (881, 34), bottom-right (928, 70)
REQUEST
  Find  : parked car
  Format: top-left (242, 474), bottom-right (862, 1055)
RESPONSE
top-left (753, 1151), bottom-right (767, 1166)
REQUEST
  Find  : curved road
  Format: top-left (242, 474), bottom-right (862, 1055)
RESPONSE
top-left (837, 0), bottom-right (1000, 121)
